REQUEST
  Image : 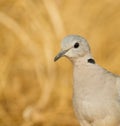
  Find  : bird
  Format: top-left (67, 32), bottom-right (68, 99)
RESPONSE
top-left (54, 35), bottom-right (120, 126)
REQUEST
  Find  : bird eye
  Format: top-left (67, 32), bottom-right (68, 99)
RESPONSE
top-left (74, 42), bottom-right (79, 48)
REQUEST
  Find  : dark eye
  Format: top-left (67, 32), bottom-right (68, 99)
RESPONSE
top-left (74, 42), bottom-right (79, 48)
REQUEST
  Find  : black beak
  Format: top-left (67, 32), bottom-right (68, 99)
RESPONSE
top-left (54, 49), bottom-right (69, 62)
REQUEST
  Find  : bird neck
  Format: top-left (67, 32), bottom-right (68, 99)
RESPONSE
top-left (73, 53), bottom-right (94, 66)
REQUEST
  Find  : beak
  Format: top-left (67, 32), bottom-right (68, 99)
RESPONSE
top-left (54, 49), bottom-right (69, 62)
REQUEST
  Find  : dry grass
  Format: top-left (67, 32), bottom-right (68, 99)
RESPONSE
top-left (0, 0), bottom-right (120, 126)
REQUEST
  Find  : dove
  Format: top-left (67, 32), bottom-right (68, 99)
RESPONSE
top-left (54, 35), bottom-right (120, 126)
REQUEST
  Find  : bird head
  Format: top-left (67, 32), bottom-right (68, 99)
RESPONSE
top-left (54, 35), bottom-right (90, 62)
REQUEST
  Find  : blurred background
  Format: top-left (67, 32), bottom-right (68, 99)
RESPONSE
top-left (0, 0), bottom-right (120, 126)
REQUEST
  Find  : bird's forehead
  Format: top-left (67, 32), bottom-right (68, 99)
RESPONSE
top-left (61, 35), bottom-right (83, 49)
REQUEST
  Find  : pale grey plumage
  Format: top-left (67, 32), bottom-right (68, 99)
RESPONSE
top-left (54, 35), bottom-right (120, 126)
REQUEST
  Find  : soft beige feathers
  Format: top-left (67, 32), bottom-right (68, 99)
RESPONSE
top-left (54, 35), bottom-right (120, 126)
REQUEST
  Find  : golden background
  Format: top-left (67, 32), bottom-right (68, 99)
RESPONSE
top-left (0, 0), bottom-right (120, 126)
